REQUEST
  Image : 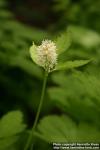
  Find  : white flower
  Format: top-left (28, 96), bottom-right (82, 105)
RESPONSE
top-left (30, 40), bottom-right (58, 72)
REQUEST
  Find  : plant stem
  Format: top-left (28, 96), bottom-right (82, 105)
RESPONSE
top-left (24, 71), bottom-right (48, 150)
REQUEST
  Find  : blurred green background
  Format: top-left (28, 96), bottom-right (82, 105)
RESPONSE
top-left (0, 0), bottom-right (100, 149)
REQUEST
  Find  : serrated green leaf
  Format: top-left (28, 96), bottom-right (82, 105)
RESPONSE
top-left (36, 115), bottom-right (75, 142)
top-left (55, 30), bottom-right (71, 55)
top-left (0, 111), bottom-right (26, 138)
top-left (29, 42), bottom-right (39, 65)
top-left (49, 72), bottom-right (100, 125)
top-left (35, 115), bottom-right (100, 143)
top-left (55, 60), bottom-right (90, 71)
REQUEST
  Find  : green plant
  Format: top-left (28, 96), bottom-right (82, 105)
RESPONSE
top-left (24, 30), bottom-right (90, 150)
top-left (0, 0), bottom-right (100, 150)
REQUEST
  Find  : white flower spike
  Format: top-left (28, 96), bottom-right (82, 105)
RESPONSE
top-left (30, 32), bottom-right (90, 73)
top-left (30, 40), bottom-right (58, 72)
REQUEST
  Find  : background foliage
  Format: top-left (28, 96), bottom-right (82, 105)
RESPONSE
top-left (0, 0), bottom-right (100, 149)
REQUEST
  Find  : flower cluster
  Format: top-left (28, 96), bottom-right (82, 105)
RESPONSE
top-left (30, 40), bottom-right (58, 72)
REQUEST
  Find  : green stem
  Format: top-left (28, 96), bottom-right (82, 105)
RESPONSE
top-left (24, 71), bottom-right (48, 150)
